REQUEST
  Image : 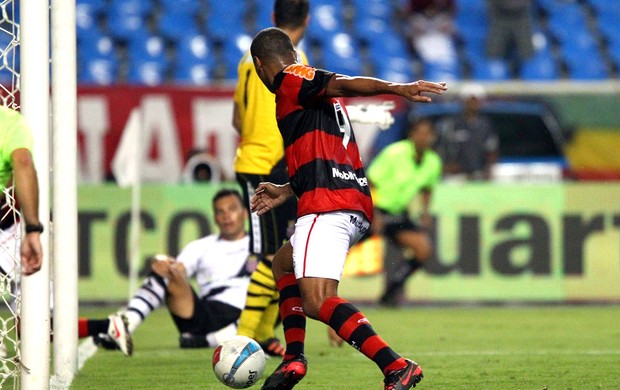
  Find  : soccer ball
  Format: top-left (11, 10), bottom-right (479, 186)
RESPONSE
top-left (212, 336), bottom-right (266, 388)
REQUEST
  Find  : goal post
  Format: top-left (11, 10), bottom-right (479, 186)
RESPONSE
top-left (19, 0), bottom-right (52, 388)
top-left (51, 0), bottom-right (78, 385)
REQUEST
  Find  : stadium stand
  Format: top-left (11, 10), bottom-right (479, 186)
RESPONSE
top-left (73, 0), bottom-right (619, 85)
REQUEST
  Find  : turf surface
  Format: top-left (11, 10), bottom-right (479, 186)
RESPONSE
top-left (71, 305), bottom-right (620, 389)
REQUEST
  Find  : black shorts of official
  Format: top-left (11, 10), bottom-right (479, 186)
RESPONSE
top-left (171, 290), bottom-right (241, 335)
top-left (236, 158), bottom-right (297, 256)
top-left (376, 208), bottom-right (424, 240)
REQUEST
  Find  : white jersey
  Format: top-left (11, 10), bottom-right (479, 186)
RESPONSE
top-left (177, 234), bottom-right (250, 310)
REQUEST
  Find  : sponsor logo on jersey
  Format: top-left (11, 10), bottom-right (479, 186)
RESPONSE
top-left (350, 215), bottom-right (369, 236)
top-left (283, 64), bottom-right (316, 80)
top-left (332, 167), bottom-right (368, 187)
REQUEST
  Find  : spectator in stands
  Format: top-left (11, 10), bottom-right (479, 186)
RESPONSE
top-left (434, 83), bottom-right (499, 181)
top-left (486, 0), bottom-right (534, 75)
top-left (406, 0), bottom-right (457, 65)
top-left (366, 118), bottom-right (441, 307)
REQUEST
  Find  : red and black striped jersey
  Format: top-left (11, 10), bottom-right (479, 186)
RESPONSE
top-left (272, 64), bottom-right (373, 222)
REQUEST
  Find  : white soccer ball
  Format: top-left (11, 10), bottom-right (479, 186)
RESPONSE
top-left (212, 336), bottom-right (266, 388)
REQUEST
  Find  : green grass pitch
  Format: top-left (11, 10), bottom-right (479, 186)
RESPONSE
top-left (71, 305), bottom-right (620, 389)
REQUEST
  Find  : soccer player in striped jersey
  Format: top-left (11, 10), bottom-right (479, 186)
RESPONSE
top-left (79, 189), bottom-right (252, 356)
top-left (231, 0), bottom-right (310, 357)
top-left (248, 27), bottom-right (447, 390)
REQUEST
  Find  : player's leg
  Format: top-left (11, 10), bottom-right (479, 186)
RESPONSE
top-left (380, 224), bottom-right (432, 306)
top-left (262, 241), bottom-right (308, 390)
top-left (298, 212), bottom-right (423, 389)
top-left (122, 255), bottom-right (174, 333)
top-left (171, 292), bottom-right (241, 348)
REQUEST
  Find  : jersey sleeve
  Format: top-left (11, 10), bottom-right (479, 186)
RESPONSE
top-left (297, 67), bottom-right (334, 107)
top-left (176, 238), bottom-right (206, 278)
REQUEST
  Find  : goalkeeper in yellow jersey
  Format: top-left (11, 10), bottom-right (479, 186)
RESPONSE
top-left (232, 0), bottom-right (310, 357)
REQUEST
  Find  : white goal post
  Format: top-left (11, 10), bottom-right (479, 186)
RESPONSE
top-left (0, 0), bottom-right (78, 389)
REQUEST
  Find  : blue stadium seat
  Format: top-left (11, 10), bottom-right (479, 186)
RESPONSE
top-left (106, 0), bottom-right (153, 42)
top-left (565, 55), bottom-right (609, 79)
top-left (546, 3), bottom-right (587, 42)
top-left (126, 34), bottom-right (169, 85)
top-left (76, 0), bottom-right (104, 35)
top-left (351, 0), bottom-right (392, 22)
top-left (253, 2), bottom-right (273, 33)
top-left (158, 11), bottom-right (200, 42)
top-left (588, 0), bottom-right (620, 16)
top-left (375, 56), bottom-right (415, 83)
top-left (222, 33), bottom-right (253, 80)
top-left (176, 34), bottom-right (215, 66)
top-left (607, 39), bottom-right (620, 69)
top-left (126, 59), bottom-right (168, 85)
top-left (79, 57), bottom-right (119, 85)
top-left (519, 51), bottom-right (559, 80)
top-left (205, 1), bottom-right (246, 43)
top-left (174, 60), bottom-right (214, 85)
top-left (160, 0), bottom-right (201, 15)
top-left (306, 2), bottom-right (345, 43)
top-left (422, 59), bottom-right (462, 82)
top-left (78, 33), bottom-right (117, 63)
top-left (320, 32), bottom-right (362, 75)
top-left (470, 57), bottom-right (510, 81)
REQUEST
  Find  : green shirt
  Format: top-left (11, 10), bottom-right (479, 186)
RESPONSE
top-left (0, 106), bottom-right (33, 192)
top-left (367, 139), bottom-right (442, 215)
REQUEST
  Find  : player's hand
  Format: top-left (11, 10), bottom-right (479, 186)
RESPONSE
top-left (151, 254), bottom-right (176, 278)
top-left (250, 182), bottom-right (294, 216)
top-left (21, 233), bottom-right (42, 275)
top-left (400, 80), bottom-right (447, 103)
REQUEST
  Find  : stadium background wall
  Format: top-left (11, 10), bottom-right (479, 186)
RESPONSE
top-left (77, 183), bottom-right (620, 303)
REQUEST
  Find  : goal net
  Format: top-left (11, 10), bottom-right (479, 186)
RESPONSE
top-left (0, 1), bottom-right (23, 387)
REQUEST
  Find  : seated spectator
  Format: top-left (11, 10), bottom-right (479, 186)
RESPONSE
top-left (407, 0), bottom-right (457, 65)
top-left (434, 83), bottom-right (498, 181)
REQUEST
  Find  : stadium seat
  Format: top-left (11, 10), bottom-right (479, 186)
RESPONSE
top-left (126, 59), bottom-right (168, 85)
top-left (351, 0), bottom-right (392, 22)
top-left (159, 0), bottom-right (201, 15)
top-left (375, 56), bottom-right (415, 83)
top-left (106, 0), bottom-right (153, 42)
top-left (422, 59), bottom-right (462, 82)
top-left (320, 32), bottom-right (362, 75)
top-left (79, 57), bottom-right (119, 85)
top-left (176, 34), bottom-right (215, 66)
top-left (174, 59), bottom-right (214, 85)
top-left (519, 51), bottom-right (559, 80)
top-left (565, 55), bottom-right (609, 79)
top-left (126, 35), bottom-right (169, 85)
top-left (546, 4), bottom-right (587, 42)
top-left (470, 57), bottom-right (510, 81)
top-left (205, 1), bottom-right (246, 43)
top-left (306, 2), bottom-right (345, 43)
top-left (158, 11), bottom-right (200, 42)
top-left (78, 33), bottom-right (117, 63)
top-left (222, 33), bottom-right (253, 80)
top-left (76, 0), bottom-right (105, 35)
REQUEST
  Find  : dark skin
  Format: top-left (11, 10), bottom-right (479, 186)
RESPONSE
top-left (251, 45), bottom-right (447, 319)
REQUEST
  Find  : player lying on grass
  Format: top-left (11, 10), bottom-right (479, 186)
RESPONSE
top-left (78, 189), bottom-right (257, 356)
top-left (248, 27), bottom-right (447, 389)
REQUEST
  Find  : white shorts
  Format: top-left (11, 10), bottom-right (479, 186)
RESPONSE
top-left (290, 211), bottom-right (370, 281)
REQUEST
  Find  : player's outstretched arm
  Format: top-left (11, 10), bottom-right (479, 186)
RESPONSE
top-left (250, 182), bottom-right (294, 216)
top-left (326, 76), bottom-right (447, 103)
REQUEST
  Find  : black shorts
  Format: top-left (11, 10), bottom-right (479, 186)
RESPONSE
top-left (376, 208), bottom-right (424, 239)
top-left (171, 290), bottom-right (241, 335)
top-left (236, 159), bottom-right (297, 256)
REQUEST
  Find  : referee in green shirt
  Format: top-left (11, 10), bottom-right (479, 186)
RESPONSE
top-left (0, 105), bottom-right (43, 280)
top-left (367, 118), bottom-right (442, 306)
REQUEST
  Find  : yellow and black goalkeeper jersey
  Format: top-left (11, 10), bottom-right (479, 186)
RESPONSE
top-left (233, 49), bottom-right (307, 175)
